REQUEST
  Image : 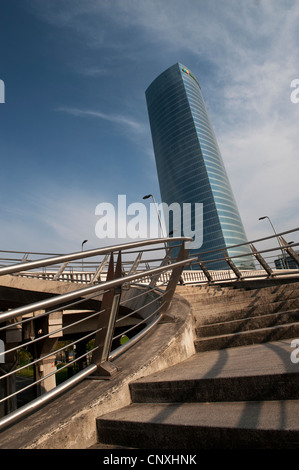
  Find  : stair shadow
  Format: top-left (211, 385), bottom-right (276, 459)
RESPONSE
top-left (237, 340), bottom-right (296, 431)
top-left (146, 352), bottom-right (231, 425)
top-left (147, 402), bottom-right (183, 424)
top-left (226, 285), bottom-right (299, 319)
top-left (201, 348), bottom-right (229, 378)
top-left (236, 399), bottom-right (288, 433)
top-left (147, 283), bottom-right (299, 440)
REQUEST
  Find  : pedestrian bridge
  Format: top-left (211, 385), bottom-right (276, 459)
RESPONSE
top-left (0, 229), bottom-right (299, 449)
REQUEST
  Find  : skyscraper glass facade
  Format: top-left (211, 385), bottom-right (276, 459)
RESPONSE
top-left (146, 63), bottom-right (254, 269)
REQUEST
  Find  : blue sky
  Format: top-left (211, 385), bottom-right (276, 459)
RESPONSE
top-left (0, 0), bottom-right (298, 255)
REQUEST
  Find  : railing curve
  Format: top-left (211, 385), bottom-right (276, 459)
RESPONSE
top-left (1, 228), bottom-right (299, 431)
top-left (0, 237), bottom-right (194, 430)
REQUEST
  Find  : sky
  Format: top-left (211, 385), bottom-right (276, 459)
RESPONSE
top-left (0, 0), bottom-right (298, 256)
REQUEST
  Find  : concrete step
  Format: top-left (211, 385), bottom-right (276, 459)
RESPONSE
top-left (182, 283), bottom-right (299, 298)
top-left (96, 400), bottom-right (299, 449)
top-left (178, 282), bottom-right (299, 302)
top-left (96, 341), bottom-right (299, 449)
top-left (192, 296), bottom-right (299, 314)
top-left (130, 369), bottom-right (299, 403)
top-left (195, 322), bottom-right (299, 352)
top-left (196, 309), bottom-right (299, 337)
top-left (194, 299), bottom-right (299, 326)
top-left (189, 290), bottom-right (299, 311)
top-left (177, 285), bottom-right (236, 297)
top-left (129, 340), bottom-right (299, 403)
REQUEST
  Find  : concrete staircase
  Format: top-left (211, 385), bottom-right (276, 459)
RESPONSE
top-left (182, 281), bottom-right (299, 352)
top-left (94, 279), bottom-right (299, 449)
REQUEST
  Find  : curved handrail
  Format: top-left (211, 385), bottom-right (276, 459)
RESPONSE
top-left (0, 257), bottom-right (195, 324)
top-left (0, 237), bottom-right (190, 276)
top-left (1, 229), bottom-right (299, 431)
top-left (0, 237), bottom-right (194, 430)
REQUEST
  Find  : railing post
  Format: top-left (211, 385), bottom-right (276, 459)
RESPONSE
top-left (279, 236), bottom-right (299, 268)
top-left (127, 252), bottom-right (143, 276)
top-left (222, 250), bottom-right (243, 280)
top-left (149, 247), bottom-right (172, 288)
top-left (250, 243), bottom-right (273, 277)
top-left (197, 255), bottom-right (213, 283)
top-left (53, 262), bottom-right (69, 281)
top-left (91, 251), bottom-right (122, 378)
top-left (0, 325), bottom-right (18, 416)
top-left (159, 242), bottom-right (189, 321)
top-left (90, 254), bottom-right (109, 284)
top-left (122, 252), bottom-right (143, 290)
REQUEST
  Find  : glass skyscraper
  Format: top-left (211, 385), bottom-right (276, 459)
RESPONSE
top-left (146, 63), bottom-right (254, 270)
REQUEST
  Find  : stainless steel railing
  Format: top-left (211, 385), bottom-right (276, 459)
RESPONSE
top-left (0, 229), bottom-right (298, 430)
top-left (185, 227), bottom-right (299, 283)
top-left (0, 240), bottom-right (182, 283)
top-left (0, 237), bottom-right (194, 430)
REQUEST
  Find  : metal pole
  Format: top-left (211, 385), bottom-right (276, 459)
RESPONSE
top-left (143, 194), bottom-right (169, 258)
top-left (258, 216), bottom-right (287, 268)
top-left (81, 240), bottom-right (88, 272)
top-left (143, 194), bottom-right (166, 238)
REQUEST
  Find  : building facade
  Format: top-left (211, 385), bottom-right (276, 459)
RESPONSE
top-left (146, 63), bottom-right (254, 269)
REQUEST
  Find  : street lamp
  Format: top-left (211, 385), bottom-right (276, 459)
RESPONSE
top-left (81, 239), bottom-right (88, 272)
top-left (143, 194), bottom-right (166, 238)
top-left (258, 216), bottom-right (286, 268)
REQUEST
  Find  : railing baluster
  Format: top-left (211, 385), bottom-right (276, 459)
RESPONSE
top-left (90, 254), bottom-right (109, 284)
top-left (250, 243), bottom-right (273, 277)
top-left (222, 250), bottom-right (243, 280)
top-left (91, 252), bottom-right (122, 378)
top-left (197, 255), bottom-right (213, 283)
top-left (279, 236), bottom-right (299, 268)
top-left (159, 242), bottom-right (189, 321)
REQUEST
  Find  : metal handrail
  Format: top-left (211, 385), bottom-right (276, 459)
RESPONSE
top-left (0, 230), bottom-right (298, 431)
top-left (187, 228), bottom-right (299, 276)
top-left (189, 227), bottom-right (299, 258)
top-left (193, 242), bottom-right (299, 266)
top-left (0, 257), bottom-right (193, 324)
top-left (0, 237), bottom-right (193, 430)
top-left (0, 237), bottom-right (187, 277)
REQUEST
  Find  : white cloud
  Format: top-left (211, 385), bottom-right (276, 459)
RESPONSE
top-left (57, 106), bottom-right (145, 133)
top-left (212, 4), bottom-right (299, 239)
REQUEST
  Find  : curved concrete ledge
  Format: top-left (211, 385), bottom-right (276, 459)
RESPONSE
top-left (0, 274), bottom-right (91, 312)
top-left (0, 293), bottom-right (195, 449)
top-left (0, 274), bottom-right (84, 295)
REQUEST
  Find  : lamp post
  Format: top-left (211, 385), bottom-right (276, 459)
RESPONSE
top-left (258, 216), bottom-right (286, 269)
top-left (81, 239), bottom-right (88, 272)
top-left (143, 194), bottom-right (166, 238)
